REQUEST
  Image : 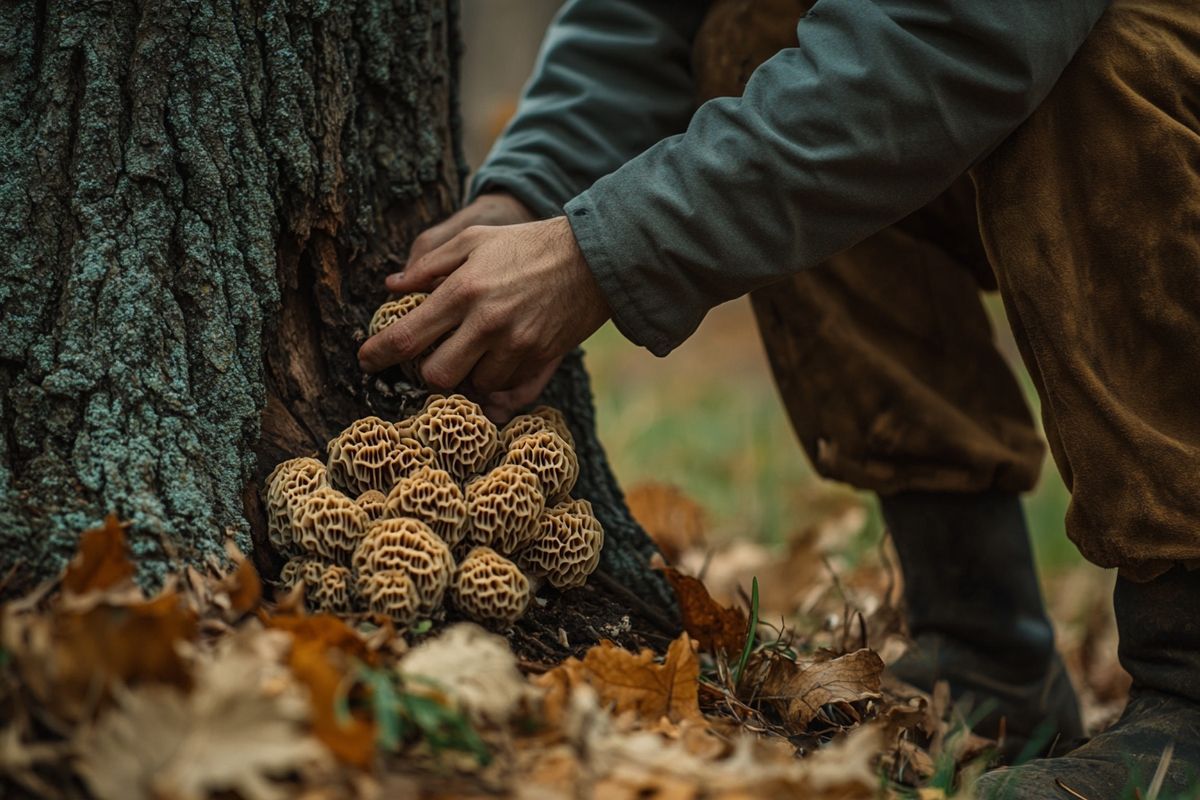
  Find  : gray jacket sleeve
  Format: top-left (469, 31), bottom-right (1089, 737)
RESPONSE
top-left (468, 0), bottom-right (709, 219)
top-left (565, 0), bottom-right (1110, 355)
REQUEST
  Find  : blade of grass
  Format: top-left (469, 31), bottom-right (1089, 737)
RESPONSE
top-left (733, 576), bottom-right (759, 685)
top-left (1145, 742), bottom-right (1173, 800)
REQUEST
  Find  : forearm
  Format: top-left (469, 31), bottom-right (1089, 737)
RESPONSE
top-left (567, 0), bottom-right (1110, 354)
top-left (470, 0), bottom-right (710, 218)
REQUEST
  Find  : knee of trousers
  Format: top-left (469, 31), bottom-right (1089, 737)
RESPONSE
top-left (971, 0), bottom-right (1200, 579)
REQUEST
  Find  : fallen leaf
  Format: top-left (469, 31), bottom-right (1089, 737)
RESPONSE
top-left (75, 629), bottom-right (327, 800)
top-left (264, 613), bottom-right (377, 767)
top-left (557, 683), bottom-right (880, 799)
top-left (898, 739), bottom-right (937, 780)
top-left (536, 634), bottom-right (703, 727)
top-left (214, 547), bottom-right (262, 617)
top-left (625, 482), bottom-right (706, 562)
top-left (4, 589), bottom-right (198, 722)
top-left (400, 623), bottom-right (530, 725)
top-left (658, 567), bottom-right (747, 656)
top-left (61, 514), bottom-right (135, 596)
top-left (0, 722), bottom-right (68, 797)
top-left (748, 648), bottom-right (884, 730)
top-left (263, 613), bottom-right (374, 663)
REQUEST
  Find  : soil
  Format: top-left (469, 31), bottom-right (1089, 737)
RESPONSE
top-left (440, 574), bottom-right (680, 668)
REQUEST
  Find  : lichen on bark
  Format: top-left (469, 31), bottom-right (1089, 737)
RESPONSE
top-left (0, 0), bottom-right (461, 592)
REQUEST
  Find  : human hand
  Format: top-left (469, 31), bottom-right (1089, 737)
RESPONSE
top-left (403, 192), bottom-right (537, 273)
top-left (358, 216), bottom-right (610, 413)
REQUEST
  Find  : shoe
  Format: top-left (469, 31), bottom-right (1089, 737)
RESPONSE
top-left (883, 490), bottom-right (1083, 761)
top-left (975, 566), bottom-right (1200, 798)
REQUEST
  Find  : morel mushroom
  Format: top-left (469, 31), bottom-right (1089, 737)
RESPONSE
top-left (355, 489), bottom-right (388, 522)
top-left (369, 293), bottom-right (429, 337)
top-left (358, 569), bottom-right (422, 625)
top-left (265, 457), bottom-right (328, 554)
top-left (520, 498), bottom-right (605, 589)
top-left (452, 547), bottom-right (532, 625)
top-left (353, 517), bottom-right (455, 614)
top-left (501, 430), bottom-right (579, 502)
top-left (327, 416), bottom-right (435, 496)
top-left (465, 464), bottom-right (546, 554)
top-left (280, 558), bottom-right (355, 614)
top-left (411, 394), bottom-right (499, 481)
top-left (499, 405), bottom-right (574, 450)
top-left (279, 556), bottom-right (324, 589)
top-left (291, 486), bottom-right (370, 564)
top-left (383, 466), bottom-right (468, 547)
top-left (309, 564), bottom-right (355, 614)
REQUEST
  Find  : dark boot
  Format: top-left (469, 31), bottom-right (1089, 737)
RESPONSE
top-left (883, 491), bottom-right (1083, 761)
top-left (976, 566), bottom-right (1200, 799)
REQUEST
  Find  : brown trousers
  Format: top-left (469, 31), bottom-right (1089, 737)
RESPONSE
top-left (695, 0), bottom-right (1200, 580)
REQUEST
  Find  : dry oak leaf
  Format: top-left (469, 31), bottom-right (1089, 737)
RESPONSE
top-left (535, 634), bottom-right (704, 728)
top-left (75, 629), bottom-right (328, 800)
top-left (61, 513), bottom-right (135, 596)
top-left (262, 613), bottom-right (377, 768)
top-left (624, 482), bottom-right (706, 562)
top-left (659, 566), bottom-right (747, 657)
top-left (749, 648), bottom-right (884, 730)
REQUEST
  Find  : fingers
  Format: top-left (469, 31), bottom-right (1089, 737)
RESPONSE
top-left (403, 212), bottom-right (469, 270)
top-left (393, 195), bottom-right (536, 291)
top-left (418, 324), bottom-right (490, 390)
top-left (387, 227), bottom-right (479, 293)
top-left (358, 292), bottom-right (462, 373)
top-left (480, 358), bottom-right (562, 423)
top-left (470, 350), bottom-right (524, 394)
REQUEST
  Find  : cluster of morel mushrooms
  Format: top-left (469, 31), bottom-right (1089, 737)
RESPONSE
top-left (264, 295), bottom-right (604, 627)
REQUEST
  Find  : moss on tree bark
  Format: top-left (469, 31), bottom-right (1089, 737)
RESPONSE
top-left (0, 0), bottom-right (673, 612)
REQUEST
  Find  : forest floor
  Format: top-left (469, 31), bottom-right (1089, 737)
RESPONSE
top-left (0, 490), bottom-right (1127, 800)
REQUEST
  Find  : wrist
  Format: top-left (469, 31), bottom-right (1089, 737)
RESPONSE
top-left (476, 191), bottom-right (536, 224)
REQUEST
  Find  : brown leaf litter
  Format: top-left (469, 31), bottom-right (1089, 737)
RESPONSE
top-left (0, 503), bottom-right (1124, 799)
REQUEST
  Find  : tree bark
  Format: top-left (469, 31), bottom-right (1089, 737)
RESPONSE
top-left (0, 0), bottom-right (673, 611)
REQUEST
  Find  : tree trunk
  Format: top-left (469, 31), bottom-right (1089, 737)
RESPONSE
top-left (0, 0), bottom-right (673, 612)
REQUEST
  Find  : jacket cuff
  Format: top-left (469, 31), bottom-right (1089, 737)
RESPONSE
top-left (469, 160), bottom-right (574, 221)
top-left (564, 192), bottom-right (676, 357)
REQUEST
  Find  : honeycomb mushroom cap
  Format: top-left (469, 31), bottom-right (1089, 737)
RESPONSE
top-left (353, 517), bottom-right (455, 614)
top-left (452, 547), bottom-right (532, 625)
top-left (383, 466), bottom-right (468, 547)
top-left (327, 416), bottom-right (435, 496)
top-left (279, 556), bottom-right (324, 589)
top-left (501, 430), bottom-right (579, 502)
top-left (358, 570), bottom-right (422, 624)
top-left (412, 394), bottom-right (499, 481)
top-left (265, 457), bottom-right (328, 554)
top-left (393, 417), bottom-right (417, 440)
top-left (309, 564), bottom-right (355, 614)
top-left (291, 486), bottom-right (370, 564)
top-left (355, 490), bottom-right (388, 522)
top-left (465, 464), bottom-right (546, 554)
top-left (499, 406), bottom-right (574, 450)
top-left (369, 293), bottom-right (429, 337)
top-left (519, 498), bottom-right (605, 589)
top-left (279, 558), bottom-right (355, 614)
